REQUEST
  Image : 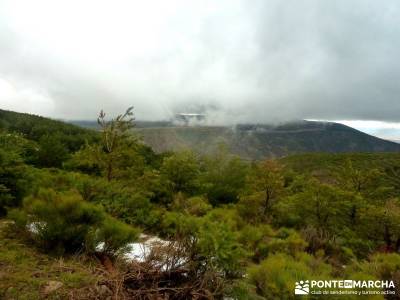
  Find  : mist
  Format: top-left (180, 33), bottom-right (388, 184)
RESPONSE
top-left (1, 0), bottom-right (400, 125)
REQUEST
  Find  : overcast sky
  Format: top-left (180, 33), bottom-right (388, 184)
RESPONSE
top-left (1, 0), bottom-right (400, 137)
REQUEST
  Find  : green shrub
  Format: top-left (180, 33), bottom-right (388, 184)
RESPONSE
top-left (238, 224), bottom-right (273, 261)
top-left (172, 194), bottom-right (212, 216)
top-left (237, 194), bottom-right (266, 224)
top-left (80, 180), bottom-right (161, 229)
top-left (160, 211), bottom-right (200, 238)
top-left (348, 253), bottom-right (400, 282)
top-left (227, 280), bottom-right (266, 300)
top-left (11, 188), bottom-right (141, 258)
top-left (204, 206), bottom-right (243, 231)
top-left (267, 228), bottom-right (308, 257)
top-left (36, 135), bottom-right (69, 168)
top-left (0, 184), bottom-right (13, 216)
top-left (185, 196), bottom-right (212, 216)
top-left (0, 140), bottom-right (31, 215)
top-left (160, 151), bottom-right (200, 193)
top-left (159, 211), bottom-right (246, 278)
top-left (87, 216), bottom-right (140, 258)
top-left (198, 149), bottom-right (249, 205)
top-left (18, 189), bottom-right (105, 254)
top-left (248, 253), bottom-right (332, 299)
top-left (197, 220), bottom-right (247, 278)
top-left (238, 226), bottom-right (307, 262)
top-left (137, 169), bottom-right (173, 205)
top-left (7, 208), bottom-right (28, 230)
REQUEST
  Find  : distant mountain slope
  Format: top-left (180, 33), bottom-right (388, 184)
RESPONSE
top-left (68, 118), bottom-right (400, 159)
top-left (134, 121), bottom-right (400, 159)
top-left (5, 108), bottom-right (398, 160)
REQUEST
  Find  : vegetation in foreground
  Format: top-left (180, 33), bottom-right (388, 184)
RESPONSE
top-left (0, 220), bottom-right (106, 299)
top-left (1, 108), bottom-right (400, 299)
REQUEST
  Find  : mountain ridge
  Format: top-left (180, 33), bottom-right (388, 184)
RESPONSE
top-left (132, 121), bottom-right (400, 159)
top-left (1, 109), bottom-right (399, 160)
top-left (70, 118), bottom-right (400, 159)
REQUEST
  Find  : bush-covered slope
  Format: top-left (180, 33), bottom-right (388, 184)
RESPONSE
top-left (0, 109), bottom-right (98, 153)
top-left (0, 220), bottom-right (105, 299)
top-left (3, 108), bottom-right (400, 299)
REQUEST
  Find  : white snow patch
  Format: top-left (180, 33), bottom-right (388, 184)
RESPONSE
top-left (124, 234), bottom-right (170, 262)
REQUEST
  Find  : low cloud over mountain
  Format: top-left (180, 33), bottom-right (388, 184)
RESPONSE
top-left (1, 0), bottom-right (400, 124)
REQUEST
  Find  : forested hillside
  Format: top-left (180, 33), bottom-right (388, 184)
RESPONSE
top-left (136, 122), bottom-right (400, 159)
top-left (0, 109), bottom-right (98, 167)
top-left (71, 118), bottom-right (400, 159)
top-left (1, 108), bottom-right (400, 299)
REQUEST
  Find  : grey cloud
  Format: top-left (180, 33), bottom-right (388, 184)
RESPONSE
top-left (0, 0), bottom-right (400, 123)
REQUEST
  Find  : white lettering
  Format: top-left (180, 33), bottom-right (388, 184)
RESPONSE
top-left (299, 279), bottom-right (395, 291)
